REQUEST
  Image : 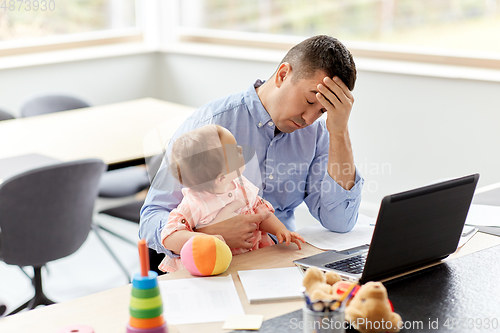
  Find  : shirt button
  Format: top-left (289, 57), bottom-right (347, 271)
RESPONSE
top-left (270, 142), bottom-right (273, 146)
top-left (228, 193), bottom-right (232, 197)
top-left (258, 122), bottom-right (263, 127)
top-left (269, 174), bottom-right (274, 180)
top-left (268, 122), bottom-right (274, 126)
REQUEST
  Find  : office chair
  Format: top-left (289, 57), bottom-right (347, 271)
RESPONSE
top-left (0, 107), bottom-right (15, 121)
top-left (19, 94), bottom-right (90, 117)
top-left (18, 93), bottom-right (149, 266)
top-left (99, 154), bottom-right (166, 274)
top-left (0, 159), bottom-right (112, 315)
top-left (96, 166), bottom-right (150, 246)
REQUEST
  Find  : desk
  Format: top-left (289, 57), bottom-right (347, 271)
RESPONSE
top-left (0, 98), bottom-right (195, 167)
top-left (0, 232), bottom-right (499, 333)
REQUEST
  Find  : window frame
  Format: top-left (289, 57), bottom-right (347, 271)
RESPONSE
top-left (0, 0), bottom-right (146, 58)
top-left (177, 27), bottom-right (500, 71)
top-left (0, 28), bottom-right (143, 57)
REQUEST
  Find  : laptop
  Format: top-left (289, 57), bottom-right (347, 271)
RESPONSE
top-left (294, 174), bottom-right (479, 283)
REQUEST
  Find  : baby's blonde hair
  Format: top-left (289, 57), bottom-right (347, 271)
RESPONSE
top-left (169, 125), bottom-right (225, 192)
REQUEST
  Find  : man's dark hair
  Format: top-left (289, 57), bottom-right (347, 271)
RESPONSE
top-left (279, 35), bottom-right (356, 91)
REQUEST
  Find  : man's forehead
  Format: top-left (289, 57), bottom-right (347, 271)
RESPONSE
top-left (299, 70), bottom-right (328, 88)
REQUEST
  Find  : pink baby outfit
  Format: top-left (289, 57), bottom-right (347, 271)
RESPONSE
top-left (159, 176), bottom-right (275, 272)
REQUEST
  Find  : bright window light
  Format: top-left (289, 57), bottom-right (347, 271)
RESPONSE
top-left (0, 0), bottom-right (138, 42)
top-left (180, 0), bottom-right (500, 54)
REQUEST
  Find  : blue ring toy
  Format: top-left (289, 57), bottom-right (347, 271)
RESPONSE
top-left (132, 271), bottom-right (158, 290)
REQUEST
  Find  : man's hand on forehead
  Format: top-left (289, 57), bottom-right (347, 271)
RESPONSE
top-left (315, 76), bottom-right (354, 134)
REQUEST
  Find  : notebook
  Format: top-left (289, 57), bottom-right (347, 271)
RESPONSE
top-left (238, 267), bottom-right (304, 303)
top-left (294, 174), bottom-right (479, 283)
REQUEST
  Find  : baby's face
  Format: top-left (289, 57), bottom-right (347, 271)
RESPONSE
top-left (218, 126), bottom-right (245, 177)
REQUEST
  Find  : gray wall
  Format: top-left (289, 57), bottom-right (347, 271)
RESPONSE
top-left (0, 52), bottom-right (159, 116)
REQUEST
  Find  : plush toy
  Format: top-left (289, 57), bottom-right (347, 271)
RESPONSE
top-left (180, 234), bottom-right (232, 276)
top-left (302, 267), bottom-right (342, 303)
top-left (345, 282), bottom-right (402, 333)
top-left (325, 271), bottom-right (342, 286)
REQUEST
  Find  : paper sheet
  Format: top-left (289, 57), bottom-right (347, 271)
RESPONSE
top-left (223, 315), bottom-right (264, 330)
top-left (238, 267), bottom-right (304, 304)
top-left (297, 214), bottom-right (376, 251)
top-left (465, 204), bottom-right (500, 227)
top-left (159, 275), bottom-right (244, 325)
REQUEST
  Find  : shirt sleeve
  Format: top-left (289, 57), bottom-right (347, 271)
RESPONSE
top-left (303, 121), bottom-right (365, 233)
top-left (253, 196), bottom-right (275, 215)
top-left (160, 199), bottom-right (199, 248)
top-left (139, 183), bottom-right (183, 258)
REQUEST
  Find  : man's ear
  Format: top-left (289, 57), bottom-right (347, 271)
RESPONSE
top-left (275, 63), bottom-right (291, 88)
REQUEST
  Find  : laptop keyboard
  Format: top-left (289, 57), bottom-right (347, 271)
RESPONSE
top-left (325, 253), bottom-right (368, 274)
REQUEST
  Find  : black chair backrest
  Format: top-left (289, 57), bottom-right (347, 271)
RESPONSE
top-left (0, 108), bottom-right (15, 121)
top-left (20, 95), bottom-right (90, 118)
top-left (0, 159), bottom-right (106, 267)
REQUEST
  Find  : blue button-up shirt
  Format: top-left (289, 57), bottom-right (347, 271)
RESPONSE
top-left (140, 80), bottom-right (364, 256)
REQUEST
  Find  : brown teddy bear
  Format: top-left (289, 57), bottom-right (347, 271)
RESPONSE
top-left (302, 269), bottom-right (402, 332)
top-left (302, 267), bottom-right (345, 311)
top-left (302, 267), bottom-right (342, 302)
top-left (345, 282), bottom-right (402, 333)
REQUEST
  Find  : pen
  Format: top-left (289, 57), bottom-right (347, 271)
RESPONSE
top-left (331, 282), bottom-right (357, 311)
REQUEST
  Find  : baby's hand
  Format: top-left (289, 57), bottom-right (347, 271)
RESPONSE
top-left (276, 229), bottom-right (306, 250)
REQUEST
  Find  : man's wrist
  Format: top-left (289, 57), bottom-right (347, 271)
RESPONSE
top-left (328, 127), bottom-right (350, 140)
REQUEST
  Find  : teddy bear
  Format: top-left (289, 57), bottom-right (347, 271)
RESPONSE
top-left (302, 267), bottom-right (340, 300)
top-left (302, 267), bottom-right (342, 304)
top-left (345, 282), bottom-right (402, 333)
top-left (302, 268), bottom-right (402, 332)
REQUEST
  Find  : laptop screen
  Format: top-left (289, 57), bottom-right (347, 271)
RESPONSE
top-left (360, 174), bottom-right (479, 283)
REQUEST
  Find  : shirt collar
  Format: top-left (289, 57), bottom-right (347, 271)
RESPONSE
top-left (244, 80), bottom-right (274, 129)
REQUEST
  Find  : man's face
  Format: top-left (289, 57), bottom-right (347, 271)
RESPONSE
top-left (269, 68), bottom-right (328, 133)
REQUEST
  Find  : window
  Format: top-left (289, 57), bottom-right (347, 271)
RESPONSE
top-left (0, 0), bottom-right (137, 41)
top-left (179, 0), bottom-right (500, 67)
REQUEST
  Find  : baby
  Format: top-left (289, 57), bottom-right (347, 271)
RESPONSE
top-left (159, 124), bottom-right (304, 272)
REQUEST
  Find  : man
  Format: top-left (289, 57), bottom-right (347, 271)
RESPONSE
top-left (140, 35), bottom-right (364, 263)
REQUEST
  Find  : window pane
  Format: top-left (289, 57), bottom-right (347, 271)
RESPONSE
top-left (181, 0), bottom-right (500, 53)
top-left (0, 0), bottom-right (137, 42)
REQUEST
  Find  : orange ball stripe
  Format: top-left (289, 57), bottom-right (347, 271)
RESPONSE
top-left (129, 315), bottom-right (165, 329)
top-left (193, 236), bottom-right (216, 275)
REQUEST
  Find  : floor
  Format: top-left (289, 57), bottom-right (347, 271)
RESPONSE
top-left (0, 199), bottom-right (319, 317)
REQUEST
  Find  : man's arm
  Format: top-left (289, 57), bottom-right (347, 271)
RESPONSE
top-left (316, 76), bottom-right (356, 190)
top-left (302, 76), bottom-right (363, 233)
top-left (139, 184), bottom-right (183, 255)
